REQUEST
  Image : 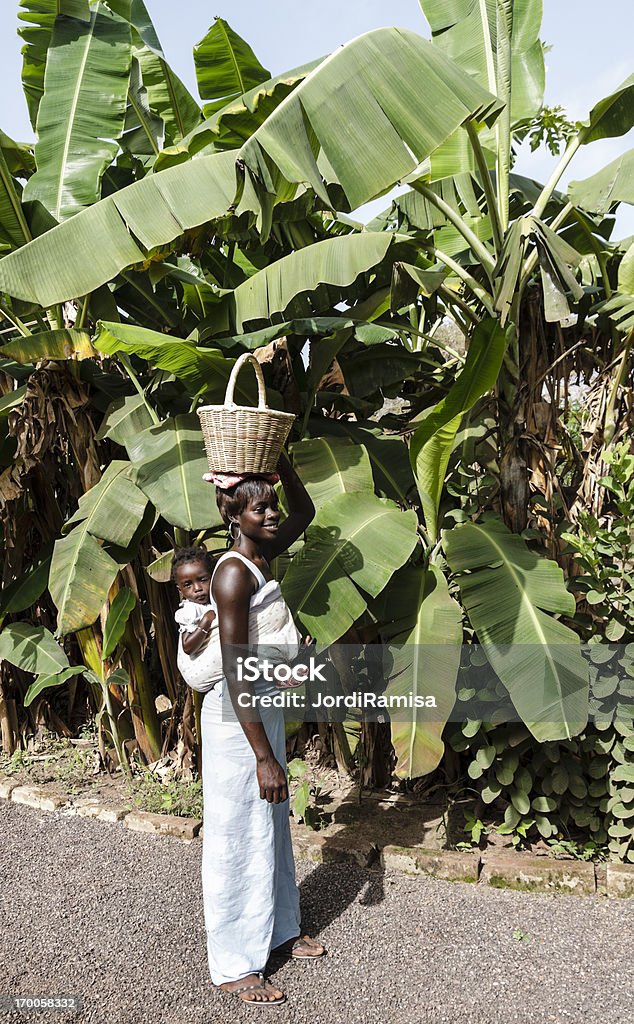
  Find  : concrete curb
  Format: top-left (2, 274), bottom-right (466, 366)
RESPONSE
top-left (0, 773), bottom-right (631, 897)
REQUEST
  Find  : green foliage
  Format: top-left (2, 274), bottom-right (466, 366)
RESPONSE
top-left (562, 441), bottom-right (634, 642)
top-left (127, 772), bottom-right (203, 818)
top-left (287, 757), bottom-right (325, 830)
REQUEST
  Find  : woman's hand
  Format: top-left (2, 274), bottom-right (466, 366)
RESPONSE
top-left (256, 754), bottom-right (288, 803)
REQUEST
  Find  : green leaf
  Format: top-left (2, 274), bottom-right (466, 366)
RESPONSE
top-left (385, 564), bottom-right (462, 779)
top-left (49, 528), bottom-right (121, 636)
top-left (240, 26), bottom-right (503, 216)
top-left (290, 437), bottom-right (374, 507)
top-left (308, 419), bottom-right (415, 503)
top-left (96, 393), bottom-right (155, 446)
top-left (125, 415), bottom-right (222, 531)
top-left (23, 3), bottom-right (132, 221)
top-left (102, 587), bottom-right (136, 660)
top-left (510, 788), bottom-right (531, 815)
top-left (418, 0), bottom-right (545, 122)
top-left (444, 516), bottom-right (589, 741)
top-left (410, 318), bottom-right (511, 540)
top-left (569, 149), bottom-right (634, 216)
top-left (24, 665), bottom-right (85, 707)
top-left (0, 329), bottom-right (95, 364)
top-left (18, 0), bottom-right (91, 130)
top-left (231, 233), bottom-right (397, 332)
top-left (532, 795), bottom-right (557, 813)
top-left (282, 494), bottom-right (418, 645)
top-left (0, 623), bottom-right (69, 674)
top-left (62, 461), bottom-right (148, 547)
top-left (476, 744), bottom-right (497, 769)
top-left (94, 321), bottom-right (246, 400)
top-left (0, 149), bottom-right (244, 305)
top-left (579, 74), bottom-right (634, 145)
top-left (107, 0), bottom-right (201, 143)
top-left (0, 545), bottom-right (52, 615)
top-left (194, 17), bottom-right (270, 116)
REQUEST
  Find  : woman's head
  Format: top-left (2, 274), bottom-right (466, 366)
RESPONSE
top-left (216, 477), bottom-right (278, 526)
top-left (171, 546), bottom-right (214, 603)
top-left (216, 477), bottom-right (280, 543)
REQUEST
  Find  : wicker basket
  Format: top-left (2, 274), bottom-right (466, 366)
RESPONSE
top-left (197, 352), bottom-right (295, 473)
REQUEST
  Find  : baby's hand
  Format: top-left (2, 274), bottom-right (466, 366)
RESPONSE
top-left (200, 609), bottom-right (216, 632)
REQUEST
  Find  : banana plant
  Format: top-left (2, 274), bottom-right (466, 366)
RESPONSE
top-left (1, 1), bottom-right (633, 778)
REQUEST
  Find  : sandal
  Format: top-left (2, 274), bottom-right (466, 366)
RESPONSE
top-left (219, 972), bottom-right (286, 1007)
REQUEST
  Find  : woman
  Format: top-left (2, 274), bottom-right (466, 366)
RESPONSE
top-left (200, 452), bottom-right (325, 1006)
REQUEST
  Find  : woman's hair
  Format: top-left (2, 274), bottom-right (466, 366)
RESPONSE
top-left (170, 545), bottom-right (214, 583)
top-left (215, 477), bottom-right (277, 527)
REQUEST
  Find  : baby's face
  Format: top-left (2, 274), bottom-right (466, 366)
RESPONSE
top-left (175, 560), bottom-right (211, 605)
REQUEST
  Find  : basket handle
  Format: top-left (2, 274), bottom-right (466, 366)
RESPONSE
top-left (224, 352), bottom-right (268, 410)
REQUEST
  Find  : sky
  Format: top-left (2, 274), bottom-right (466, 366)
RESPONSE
top-left (0, 0), bottom-right (632, 235)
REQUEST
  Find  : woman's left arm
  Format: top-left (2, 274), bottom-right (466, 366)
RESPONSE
top-left (263, 451), bottom-right (315, 559)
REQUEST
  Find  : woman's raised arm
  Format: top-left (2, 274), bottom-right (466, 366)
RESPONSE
top-left (262, 452), bottom-right (315, 559)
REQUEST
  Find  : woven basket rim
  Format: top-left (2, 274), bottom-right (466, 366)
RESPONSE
top-left (197, 403), bottom-right (296, 420)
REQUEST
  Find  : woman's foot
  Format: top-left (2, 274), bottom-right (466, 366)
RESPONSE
top-left (273, 934), bottom-right (326, 959)
top-left (219, 973), bottom-right (285, 1005)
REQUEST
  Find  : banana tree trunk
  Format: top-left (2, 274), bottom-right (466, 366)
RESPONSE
top-left (497, 316), bottom-right (530, 534)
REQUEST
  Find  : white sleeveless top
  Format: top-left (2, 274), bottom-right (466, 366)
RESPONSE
top-left (176, 551), bottom-right (301, 692)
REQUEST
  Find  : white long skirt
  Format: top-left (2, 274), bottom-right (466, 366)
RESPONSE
top-left (200, 679), bottom-right (301, 985)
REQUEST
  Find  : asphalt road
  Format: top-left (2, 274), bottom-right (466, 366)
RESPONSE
top-left (0, 800), bottom-right (632, 1024)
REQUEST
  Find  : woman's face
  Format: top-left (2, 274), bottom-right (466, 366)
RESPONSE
top-left (233, 490), bottom-right (280, 542)
top-left (175, 559), bottom-right (211, 604)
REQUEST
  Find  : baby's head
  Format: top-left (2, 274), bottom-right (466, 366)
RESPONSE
top-left (171, 546), bottom-right (214, 604)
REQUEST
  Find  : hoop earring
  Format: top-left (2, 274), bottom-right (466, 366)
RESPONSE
top-left (229, 521), bottom-right (241, 542)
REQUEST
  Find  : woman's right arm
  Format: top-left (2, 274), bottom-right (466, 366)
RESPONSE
top-left (212, 562), bottom-right (288, 803)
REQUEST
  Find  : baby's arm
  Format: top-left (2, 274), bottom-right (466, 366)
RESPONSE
top-left (181, 609), bottom-right (216, 656)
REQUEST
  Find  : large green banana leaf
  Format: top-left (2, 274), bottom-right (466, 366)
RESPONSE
top-left (231, 233), bottom-right (400, 331)
top-left (96, 393), bottom-right (155, 447)
top-left (290, 437), bottom-right (374, 507)
top-left (0, 149), bottom-right (242, 304)
top-left (410, 318), bottom-right (511, 541)
top-left (568, 149), bottom-right (634, 215)
top-left (155, 60), bottom-right (320, 169)
top-left (0, 26), bottom-right (502, 304)
top-left (240, 26), bottom-right (503, 216)
top-left (382, 563), bottom-right (462, 779)
top-left (578, 74), bottom-right (634, 145)
top-left (124, 415), bottom-right (222, 531)
top-left (23, 2), bottom-right (132, 221)
top-left (18, 0), bottom-right (91, 130)
top-left (0, 622), bottom-right (70, 674)
top-left (62, 460), bottom-right (147, 545)
top-left (0, 329), bottom-right (95, 363)
top-left (94, 321), bottom-right (262, 404)
top-left (309, 419), bottom-right (415, 504)
top-left (418, 0), bottom-right (544, 227)
top-left (107, 0), bottom-right (201, 142)
top-left (419, 0), bottom-right (544, 123)
top-left (282, 493), bottom-right (418, 645)
top-left (49, 529), bottom-right (121, 636)
top-left (49, 461), bottom-right (148, 634)
top-left (194, 17), bottom-right (270, 116)
top-left (0, 142), bottom-right (32, 251)
top-left (443, 515), bottom-right (589, 741)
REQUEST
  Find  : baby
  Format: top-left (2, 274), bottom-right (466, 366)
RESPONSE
top-left (172, 546), bottom-right (217, 658)
top-left (171, 545), bottom-right (307, 691)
